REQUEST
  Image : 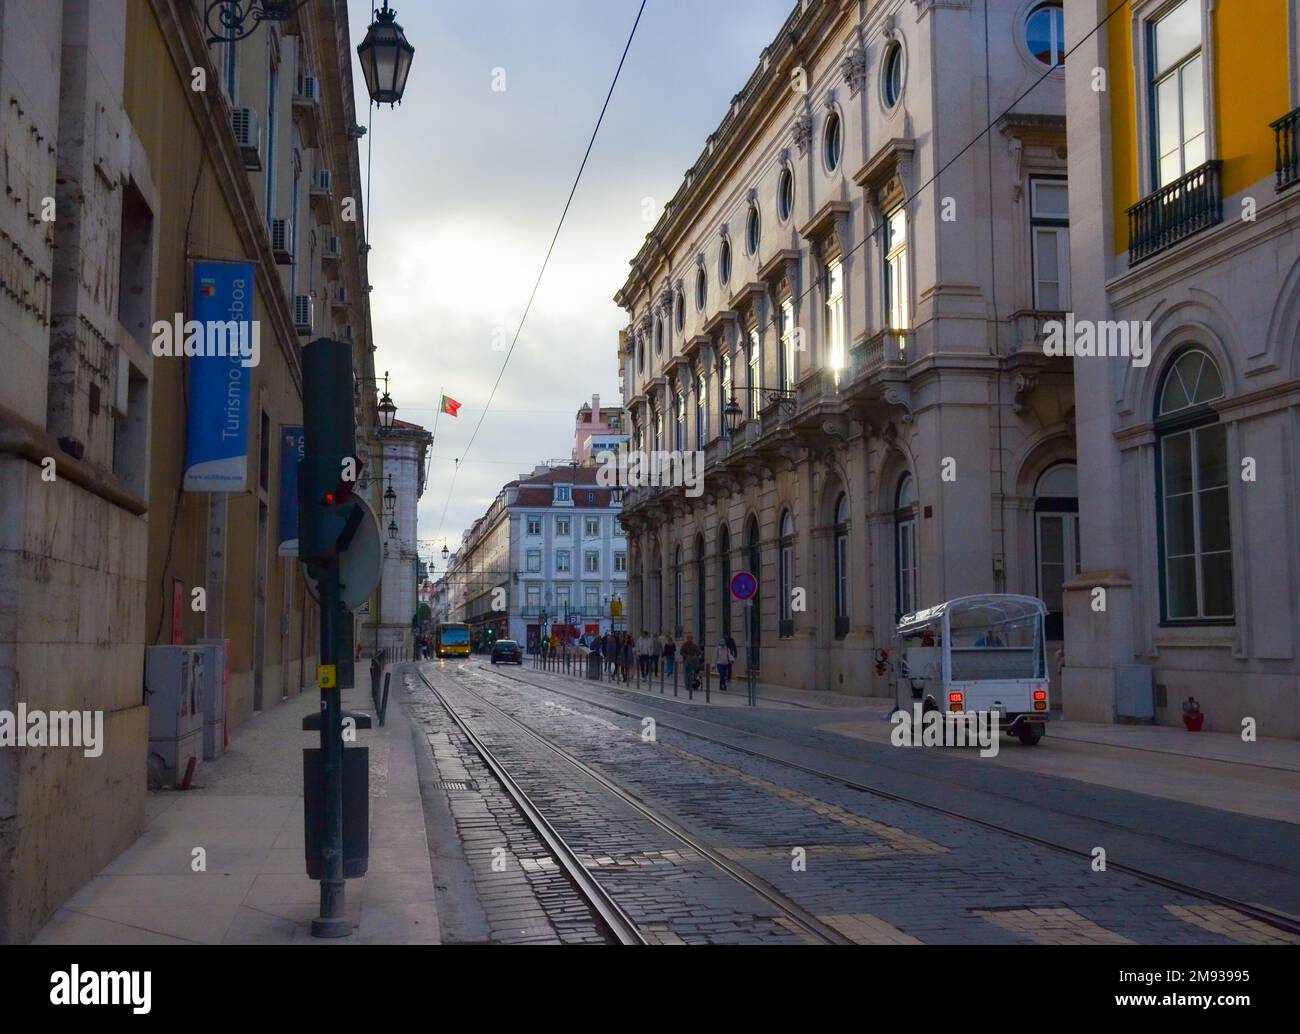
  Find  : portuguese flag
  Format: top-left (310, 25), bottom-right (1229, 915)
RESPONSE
top-left (440, 395), bottom-right (461, 417)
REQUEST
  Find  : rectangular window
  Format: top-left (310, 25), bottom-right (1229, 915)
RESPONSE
top-left (696, 374), bottom-right (707, 446)
top-left (885, 209), bottom-right (910, 331)
top-left (555, 584), bottom-right (571, 614)
top-left (526, 583), bottom-right (541, 611)
top-left (826, 259), bottom-right (846, 371)
top-left (614, 551), bottom-right (627, 573)
top-left (1030, 179), bottom-right (1070, 310)
top-left (747, 329), bottom-right (761, 419)
top-left (555, 485), bottom-right (571, 502)
top-left (721, 353), bottom-right (732, 427)
top-left (584, 551), bottom-right (600, 574)
top-left (675, 391), bottom-right (686, 450)
top-left (526, 549), bottom-right (541, 573)
top-left (527, 515), bottom-right (541, 536)
top-left (896, 518), bottom-right (918, 618)
top-left (556, 549), bottom-right (571, 573)
top-left (585, 516), bottom-right (600, 537)
top-left (779, 299), bottom-right (794, 392)
top-left (654, 407), bottom-right (663, 451)
top-left (779, 541), bottom-right (793, 626)
top-left (584, 585), bottom-right (600, 614)
top-left (1149, 0), bottom-right (1205, 188)
top-left (556, 516), bottom-right (570, 536)
top-left (1162, 422), bottom-right (1232, 619)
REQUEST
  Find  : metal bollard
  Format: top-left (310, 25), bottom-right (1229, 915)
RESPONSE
top-left (705, 663), bottom-right (711, 704)
top-left (673, 665), bottom-right (678, 697)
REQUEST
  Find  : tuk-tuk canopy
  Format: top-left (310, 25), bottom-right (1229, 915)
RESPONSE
top-left (895, 594), bottom-right (1046, 638)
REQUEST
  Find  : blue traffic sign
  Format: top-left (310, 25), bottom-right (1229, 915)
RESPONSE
top-left (730, 570), bottom-right (757, 601)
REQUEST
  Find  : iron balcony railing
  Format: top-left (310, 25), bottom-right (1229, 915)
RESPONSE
top-left (1127, 160), bottom-right (1222, 265)
top-left (1273, 106), bottom-right (1300, 192)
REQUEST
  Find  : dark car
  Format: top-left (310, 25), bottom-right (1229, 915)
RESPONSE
top-left (490, 639), bottom-right (523, 664)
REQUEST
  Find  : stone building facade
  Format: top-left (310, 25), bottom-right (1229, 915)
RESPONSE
top-left (0, 0), bottom-right (382, 942)
top-left (1063, 0), bottom-right (1300, 735)
top-left (616, 0), bottom-right (1074, 699)
top-left (371, 418), bottom-right (431, 654)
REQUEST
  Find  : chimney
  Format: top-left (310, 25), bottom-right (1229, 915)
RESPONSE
top-left (592, 393), bottom-right (600, 414)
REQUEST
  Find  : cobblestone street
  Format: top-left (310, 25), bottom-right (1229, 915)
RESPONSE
top-left (410, 658), bottom-right (1300, 946)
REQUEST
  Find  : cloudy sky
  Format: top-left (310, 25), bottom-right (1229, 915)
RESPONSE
top-left (347, 0), bottom-right (792, 571)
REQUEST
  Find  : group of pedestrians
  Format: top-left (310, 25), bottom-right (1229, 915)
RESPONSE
top-left (590, 630), bottom-right (741, 691)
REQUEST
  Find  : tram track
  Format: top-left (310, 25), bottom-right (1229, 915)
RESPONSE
top-left (474, 659), bottom-right (1300, 940)
top-left (415, 666), bottom-right (851, 945)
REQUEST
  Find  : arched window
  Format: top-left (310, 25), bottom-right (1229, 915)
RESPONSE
top-left (675, 289), bottom-right (685, 333)
top-left (636, 335), bottom-right (644, 372)
top-left (695, 534), bottom-right (707, 644)
top-left (894, 474), bottom-right (918, 619)
top-left (1025, 2), bottom-right (1065, 68)
top-left (673, 545), bottom-right (684, 638)
top-left (654, 317), bottom-right (664, 354)
top-left (778, 510), bottom-right (794, 637)
top-left (1035, 463), bottom-right (1079, 639)
top-left (746, 204), bottom-right (761, 256)
top-left (833, 494), bottom-right (849, 639)
top-left (719, 237), bottom-right (732, 286)
top-left (674, 389), bottom-right (686, 450)
top-left (777, 166), bottom-right (794, 222)
top-left (696, 267), bottom-right (707, 311)
top-left (882, 41), bottom-right (905, 108)
top-left (747, 516), bottom-right (761, 661)
top-left (718, 523), bottom-right (732, 639)
top-left (823, 110), bottom-right (843, 172)
top-left (1157, 349), bottom-right (1231, 621)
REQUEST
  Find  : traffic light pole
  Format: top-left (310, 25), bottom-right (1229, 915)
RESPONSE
top-left (312, 561), bottom-right (349, 938)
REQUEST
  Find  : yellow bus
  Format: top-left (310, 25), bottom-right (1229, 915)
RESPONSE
top-left (435, 622), bottom-right (471, 658)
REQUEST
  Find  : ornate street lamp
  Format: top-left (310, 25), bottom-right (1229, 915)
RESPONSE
top-left (724, 393), bottom-right (744, 438)
top-left (377, 389), bottom-right (397, 430)
top-left (383, 474), bottom-right (397, 514)
top-left (441, 544), bottom-right (449, 560)
top-left (356, 3), bottom-right (415, 107)
top-left (387, 518), bottom-right (399, 540)
top-left (204, 0), bottom-right (300, 45)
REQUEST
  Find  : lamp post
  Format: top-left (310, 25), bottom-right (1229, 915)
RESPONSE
top-left (356, 2), bottom-right (415, 107)
top-left (724, 386), bottom-right (796, 438)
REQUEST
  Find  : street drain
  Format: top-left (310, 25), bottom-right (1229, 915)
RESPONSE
top-left (436, 780), bottom-right (478, 791)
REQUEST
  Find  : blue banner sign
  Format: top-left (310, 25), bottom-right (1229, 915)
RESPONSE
top-left (278, 425), bottom-right (305, 556)
top-left (183, 261), bottom-right (255, 491)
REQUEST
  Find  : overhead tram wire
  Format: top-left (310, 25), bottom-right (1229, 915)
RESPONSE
top-left (432, 0), bottom-right (648, 545)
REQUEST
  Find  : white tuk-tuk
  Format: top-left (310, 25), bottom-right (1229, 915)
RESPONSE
top-left (892, 594), bottom-right (1050, 745)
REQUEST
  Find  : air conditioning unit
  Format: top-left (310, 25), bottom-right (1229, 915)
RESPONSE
top-left (232, 107), bottom-right (261, 170)
top-left (145, 646), bottom-right (206, 787)
top-left (294, 294), bottom-right (314, 335)
top-left (271, 217), bottom-right (293, 264)
top-left (316, 168), bottom-right (332, 193)
top-left (301, 75), bottom-right (319, 102)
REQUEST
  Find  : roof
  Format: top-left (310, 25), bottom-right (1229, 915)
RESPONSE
top-left (895, 595), bottom-right (1046, 636)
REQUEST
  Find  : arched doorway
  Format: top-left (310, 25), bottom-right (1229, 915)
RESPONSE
top-left (1034, 463), bottom-right (1079, 640)
top-left (695, 534), bottom-right (707, 645)
top-left (717, 523), bottom-right (732, 640)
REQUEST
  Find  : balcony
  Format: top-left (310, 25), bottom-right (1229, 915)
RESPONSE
top-left (1127, 161), bottom-right (1222, 265)
top-left (1273, 106), bottom-right (1300, 192)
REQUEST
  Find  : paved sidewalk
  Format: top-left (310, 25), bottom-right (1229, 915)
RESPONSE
top-left (35, 665), bottom-right (440, 945)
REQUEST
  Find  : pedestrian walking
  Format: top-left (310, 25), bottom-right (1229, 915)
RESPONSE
top-left (621, 632), bottom-right (634, 682)
top-left (662, 635), bottom-right (676, 676)
top-left (651, 632), bottom-right (663, 676)
top-left (714, 635), bottom-right (738, 692)
top-left (680, 633), bottom-right (702, 691)
top-left (637, 629), bottom-right (653, 678)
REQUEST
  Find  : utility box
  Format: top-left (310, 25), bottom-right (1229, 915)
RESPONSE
top-left (196, 639), bottom-right (228, 760)
top-left (1115, 664), bottom-right (1156, 722)
top-left (145, 645), bottom-right (206, 785)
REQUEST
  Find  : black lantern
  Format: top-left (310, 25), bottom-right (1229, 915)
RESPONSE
top-left (383, 485), bottom-right (397, 514)
top-left (724, 393), bottom-right (744, 437)
top-left (377, 390), bottom-right (397, 430)
top-left (356, 3), bottom-right (414, 107)
top-left (441, 544), bottom-right (449, 560)
top-left (387, 518), bottom-right (399, 540)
